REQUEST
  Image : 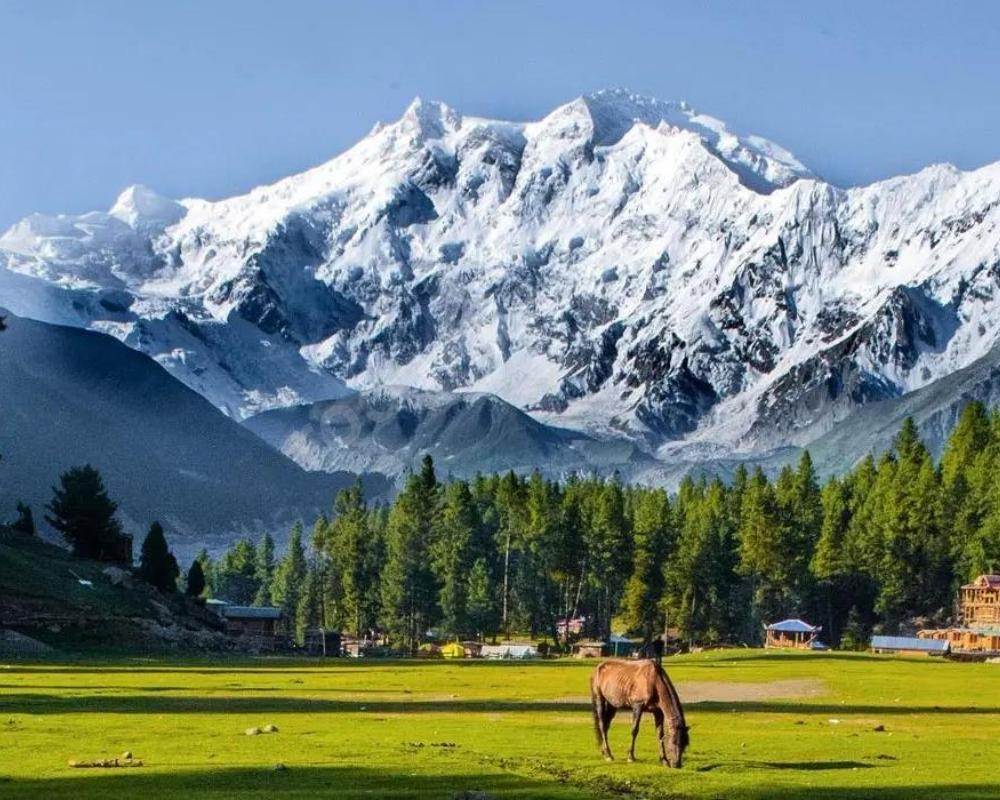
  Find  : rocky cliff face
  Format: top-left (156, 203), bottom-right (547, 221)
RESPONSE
top-left (3, 89), bottom-right (999, 470)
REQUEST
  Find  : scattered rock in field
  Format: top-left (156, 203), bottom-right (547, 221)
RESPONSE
top-left (121, 751), bottom-right (132, 760)
top-left (405, 741), bottom-right (425, 748)
top-left (794, 720), bottom-right (805, 725)
top-left (69, 757), bottom-right (143, 768)
top-left (431, 742), bottom-right (457, 748)
top-left (828, 719), bottom-right (841, 725)
top-left (873, 724), bottom-right (886, 732)
top-left (262, 724), bottom-right (279, 733)
top-left (273, 763), bottom-right (287, 772)
top-left (245, 727), bottom-right (261, 736)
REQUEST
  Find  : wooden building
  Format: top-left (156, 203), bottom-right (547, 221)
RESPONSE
top-left (960, 574), bottom-right (1000, 627)
top-left (909, 575), bottom-right (1000, 658)
top-left (919, 627), bottom-right (1000, 656)
top-left (764, 619), bottom-right (823, 650)
top-left (220, 605), bottom-right (281, 636)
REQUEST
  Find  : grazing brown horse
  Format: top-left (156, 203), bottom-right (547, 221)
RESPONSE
top-left (590, 659), bottom-right (689, 767)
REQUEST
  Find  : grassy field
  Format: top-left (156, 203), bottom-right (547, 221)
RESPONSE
top-left (0, 650), bottom-right (998, 799)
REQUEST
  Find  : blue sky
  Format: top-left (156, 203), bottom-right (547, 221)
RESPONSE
top-left (1, 1), bottom-right (998, 229)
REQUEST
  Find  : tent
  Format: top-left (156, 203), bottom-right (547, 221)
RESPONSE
top-left (441, 642), bottom-right (466, 659)
top-left (480, 643), bottom-right (539, 660)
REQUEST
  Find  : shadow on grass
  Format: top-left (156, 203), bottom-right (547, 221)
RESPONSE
top-left (696, 760), bottom-right (875, 772)
top-left (3, 693), bottom-right (999, 717)
top-left (2, 660), bottom-right (589, 675)
top-left (0, 764), bottom-right (997, 800)
top-left (0, 765), bottom-right (584, 800)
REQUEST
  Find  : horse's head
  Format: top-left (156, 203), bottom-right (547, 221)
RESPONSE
top-left (666, 723), bottom-right (690, 768)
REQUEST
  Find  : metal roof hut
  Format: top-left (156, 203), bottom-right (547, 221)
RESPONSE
top-left (764, 619), bottom-right (822, 650)
top-left (872, 635), bottom-right (949, 656)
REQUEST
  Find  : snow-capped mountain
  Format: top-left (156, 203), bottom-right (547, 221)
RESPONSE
top-left (3, 89), bottom-right (1000, 469)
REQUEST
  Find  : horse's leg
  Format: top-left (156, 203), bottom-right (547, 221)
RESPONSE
top-left (601, 706), bottom-right (617, 761)
top-left (627, 705), bottom-right (643, 762)
top-left (652, 707), bottom-right (668, 766)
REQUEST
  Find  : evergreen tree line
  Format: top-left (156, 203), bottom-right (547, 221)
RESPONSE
top-left (196, 405), bottom-right (1000, 651)
top-left (13, 404), bottom-right (1000, 651)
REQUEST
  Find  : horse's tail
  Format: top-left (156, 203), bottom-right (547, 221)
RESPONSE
top-left (590, 669), bottom-right (604, 746)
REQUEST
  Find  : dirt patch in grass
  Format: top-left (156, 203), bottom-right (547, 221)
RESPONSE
top-left (680, 678), bottom-right (825, 703)
top-left (552, 678), bottom-right (825, 705)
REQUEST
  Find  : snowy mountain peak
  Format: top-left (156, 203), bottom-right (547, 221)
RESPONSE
top-left (396, 96), bottom-right (462, 141)
top-left (528, 88), bottom-right (814, 192)
top-left (3, 90), bottom-right (1000, 467)
top-left (109, 184), bottom-right (186, 232)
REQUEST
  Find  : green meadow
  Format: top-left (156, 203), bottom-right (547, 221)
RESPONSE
top-left (0, 650), bottom-right (998, 799)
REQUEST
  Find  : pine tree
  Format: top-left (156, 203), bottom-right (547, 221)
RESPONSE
top-left (253, 533), bottom-right (276, 606)
top-left (466, 557), bottom-right (497, 638)
top-left (11, 502), bottom-right (35, 536)
top-left (295, 561), bottom-right (323, 646)
top-left (738, 467), bottom-right (786, 629)
top-left (45, 465), bottom-right (125, 561)
top-left (272, 523), bottom-right (307, 632)
top-left (620, 489), bottom-right (671, 640)
top-left (587, 477), bottom-right (631, 637)
top-left (137, 522), bottom-right (180, 593)
top-left (433, 480), bottom-right (479, 637)
top-left (380, 456), bottom-right (440, 651)
top-left (185, 558), bottom-right (206, 598)
top-left (664, 479), bottom-right (735, 643)
top-left (194, 548), bottom-right (215, 596)
top-left (326, 483), bottom-right (373, 637)
top-left (214, 539), bottom-right (259, 604)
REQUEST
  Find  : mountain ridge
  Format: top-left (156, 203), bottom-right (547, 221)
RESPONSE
top-left (3, 88), bottom-right (999, 479)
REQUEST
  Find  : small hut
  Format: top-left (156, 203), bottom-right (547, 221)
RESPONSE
top-left (461, 640), bottom-right (483, 658)
top-left (571, 639), bottom-right (606, 659)
top-left (342, 635), bottom-right (379, 658)
top-left (220, 605), bottom-right (281, 637)
top-left (764, 619), bottom-right (822, 650)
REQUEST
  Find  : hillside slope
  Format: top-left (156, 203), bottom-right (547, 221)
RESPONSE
top-left (0, 313), bottom-right (387, 552)
top-left (245, 386), bottom-right (660, 482)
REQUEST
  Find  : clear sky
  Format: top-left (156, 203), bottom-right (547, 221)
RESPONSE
top-left (1, 1), bottom-right (998, 230)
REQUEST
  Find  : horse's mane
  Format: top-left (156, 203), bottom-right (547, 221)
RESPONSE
top-left (655, 662), bottom-right (688, 745)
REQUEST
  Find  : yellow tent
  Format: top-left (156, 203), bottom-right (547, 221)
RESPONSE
top-left (441, 642), bottom-right (465, 659)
